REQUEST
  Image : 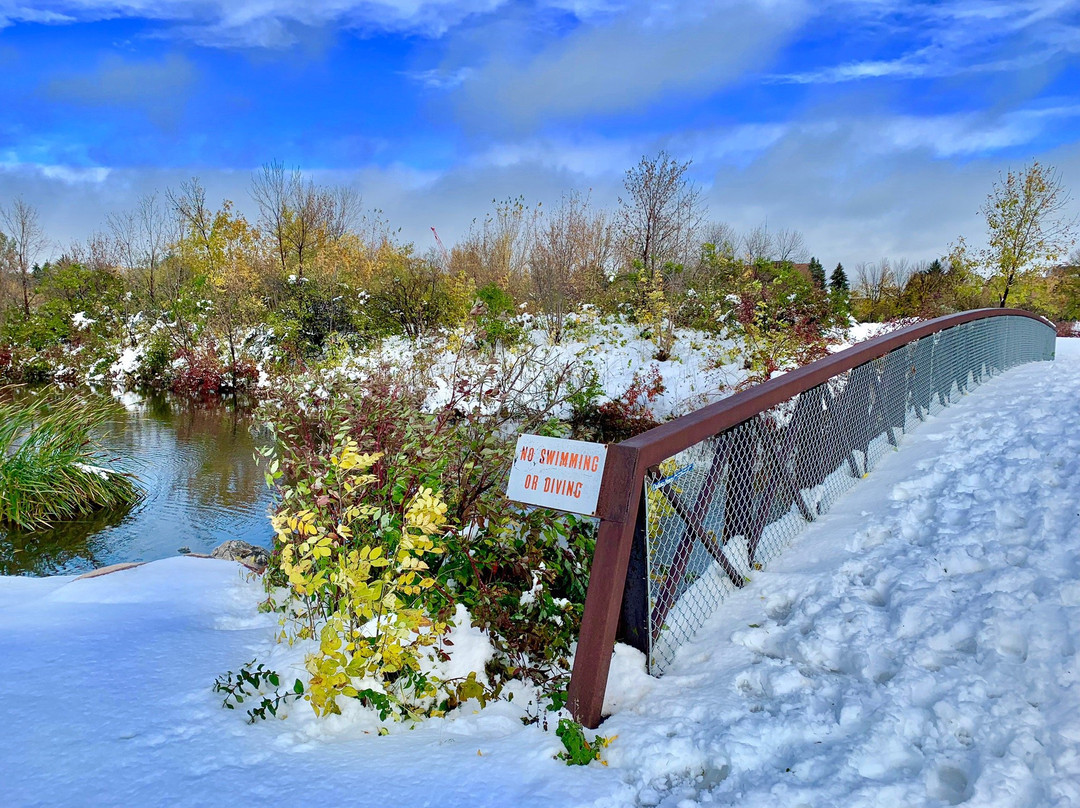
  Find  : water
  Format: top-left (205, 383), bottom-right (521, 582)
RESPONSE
top-left (0, 391), bottom-right (275, 576)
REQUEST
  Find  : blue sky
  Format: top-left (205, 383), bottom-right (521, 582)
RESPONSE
top-left (1, 0), bottom-right (1079, 265)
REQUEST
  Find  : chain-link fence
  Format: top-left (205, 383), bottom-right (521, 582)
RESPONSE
top-left (642, 315), bottom-right (1055, 673)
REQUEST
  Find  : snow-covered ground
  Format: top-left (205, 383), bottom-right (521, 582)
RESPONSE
top-left (3, 341), bottom-right (1080, 808)
top-left (319, 318), bottom-right (743, 422)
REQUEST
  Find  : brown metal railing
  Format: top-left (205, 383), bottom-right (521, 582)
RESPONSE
top-left (566, 308), bottom-right (1056, 727)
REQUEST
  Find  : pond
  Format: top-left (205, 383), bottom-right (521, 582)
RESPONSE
top-left (0, 392), bottom-right (275, 576)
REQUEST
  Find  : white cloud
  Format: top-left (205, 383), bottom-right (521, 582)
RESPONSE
top-left (0, 160), bottom-right (111, 184)
top-left (37, 164), bottom-right (112, 183)
top-left (470, 123), bottom-right (790, 178)
top-left (454, 0), bottom-right (809, 128)
top-left (0, 0), bottom-right (506, 44)
top-left (402, 66), bottom-right (473, 90)
top-left (853, 106), bottom-right (1080, 158)
top-left (769, 0), bottom-right (1080, 85)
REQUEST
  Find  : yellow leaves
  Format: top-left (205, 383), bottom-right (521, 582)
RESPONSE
top-left (270, 453), bottom-right (466, 722)
top-left (398, 554), bottom-right (427, 571)
top-left (283, 508), bottom-right (320, 538)
top-left (330, 440), bottom-right (383, 473)
top-left (286, 567), bottom-right (308, 591)
top-left (320, 620), bottom-right (343, 654)
top-left (405, 487), bottom-right (448, 536)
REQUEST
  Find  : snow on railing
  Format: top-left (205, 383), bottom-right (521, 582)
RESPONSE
top-left (567, 309), bottom-right (1056, 728)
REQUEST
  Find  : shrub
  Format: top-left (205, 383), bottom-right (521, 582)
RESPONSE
top-left (555, 718), bottom-right (614, 765)
top-left (1056, 321), bottom-right (1079, 338)
top-left (170, 348), bottom-right (225, 400)
top-left (274, 279), bottom-right (362, 357)
top-left (222, 355), bottom-right (259, 393)
top-left (137, 331), bottom-right (175, 388)
top-left (269, 442), bottom-right (457, 718)
top-left (367, 252), bottom-right (467, 339)
top-left (570, 367), bottom-right (664, 442)
top-left (254, 324), bottom-right (594, 719)
top-left (474, 283), bottom-right (523, 349)
top-left (213, 660), bottom-right (305, 723)
top-left (720, 260), bottom-right (836, 386)
top-left (0, 345), bottom-right (52, 384)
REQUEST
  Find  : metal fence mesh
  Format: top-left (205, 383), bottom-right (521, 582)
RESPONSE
top-left (643, 316), bottom-right (1056, 672)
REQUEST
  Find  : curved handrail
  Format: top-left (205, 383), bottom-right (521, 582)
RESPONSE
top-left (569, 308), bottom-right (1055, 727)
top-left (623, 308), bottom-right (1053, 471)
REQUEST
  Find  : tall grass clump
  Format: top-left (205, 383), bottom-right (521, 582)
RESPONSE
top-left (0, 393), bottom-right (141, 529)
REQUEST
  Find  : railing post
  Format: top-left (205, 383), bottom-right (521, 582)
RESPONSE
top-left (567, 444), bottom-right (642, 728)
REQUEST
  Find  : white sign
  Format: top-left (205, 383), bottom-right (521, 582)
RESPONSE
top-left (506, 435), bottom-right (608, 516)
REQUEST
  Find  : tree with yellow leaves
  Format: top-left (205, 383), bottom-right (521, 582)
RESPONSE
top-left (974, 161), bottom-right (1077, 308)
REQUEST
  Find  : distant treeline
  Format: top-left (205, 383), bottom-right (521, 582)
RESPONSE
top-left (0, 154), bottom-right (1076, 391)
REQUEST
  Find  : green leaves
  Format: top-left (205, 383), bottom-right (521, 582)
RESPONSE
top-left (212, 661), bottom-right (304, 724)
top-left (555, 719), bottom-right (614, 766)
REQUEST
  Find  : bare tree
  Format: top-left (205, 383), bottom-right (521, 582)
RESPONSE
top-left (618, 150), bottom-right (705, 275)
top-left (169, 178), bottom-right (212, 245)
top-left (252, 162), bottom-right (364, 279)
top-left (168, 177), bottom-right (217, 272)
top-left (251, 160), bottom-right (293, 274)
top-left (451, 197), bottom-right (538, 296)
top-left (0, 233), bottom-right (15, 311)
top-left (703, 221), bottom-right (739, 255)
top-left (325, 185), bottom-right (362, 241)
top-left (891, 257), bottom-right (912, 290)
top-left (773, 227), bottom-right (808, 263)
top-left (741, 223), bottom-right (774, 264)
top-left (888, 257), bottom-right (912, 309)
top-left (108, 192), bottom-right (172, 302)
top-left (856, 260), bottom-right (896, 319)
top-left (359, 208), bottom-right (398, 254)
top-left (529, 191), bottom-right (613, 342)
top-left (290, 177), bottom-right (332, 277)
top-left (0, 198), bottom-right (50, 315)
top-left (68, 231), bottom-right (118, 274)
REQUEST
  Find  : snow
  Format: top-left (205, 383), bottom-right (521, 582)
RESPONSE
top-left (4, 342), bottom-right (1080, 806)
top-left (834, 319), bottom-right (920, 351)
top-left (110, 345), bottom-right (143, 379)
top-left (73, 461), bottom-right (112, 479)
top-left (555, 320), bottom-right (739, 417)
top-left (319, 318), bottom-right (742, 422)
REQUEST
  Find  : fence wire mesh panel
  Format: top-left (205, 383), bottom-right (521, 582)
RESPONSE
top-left (643, 315), bottom-right (1055, 673)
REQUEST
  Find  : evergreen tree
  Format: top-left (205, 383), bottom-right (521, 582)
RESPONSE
top-left (808, 256), bottom-right (825, 289)
top-left (829, 262), bottom-right (850, 322)
top-left (830, 262), bottom-right (848, 292)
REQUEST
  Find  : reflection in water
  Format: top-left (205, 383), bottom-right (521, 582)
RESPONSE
top-left (1, 391), bottom-right (275, 576)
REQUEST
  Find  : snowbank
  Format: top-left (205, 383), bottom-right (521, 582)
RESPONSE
top-left (3, 342), bottom-right (1080, 807)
